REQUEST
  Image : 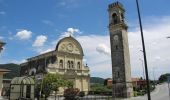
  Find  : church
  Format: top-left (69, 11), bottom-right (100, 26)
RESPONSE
top-left (20, 36), bottom-right (90, 94)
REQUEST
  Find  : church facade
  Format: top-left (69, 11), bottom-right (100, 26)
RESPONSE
top-left (20, 36), bottom-right (90, 94)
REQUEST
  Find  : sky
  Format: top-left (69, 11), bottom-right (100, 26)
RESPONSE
top-left (0, 0), bottom-right (170, 80)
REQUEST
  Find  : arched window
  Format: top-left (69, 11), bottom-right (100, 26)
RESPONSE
top-left (71, 61), bottom-right (74, 68)
top-left (77, 62), bottom-right (80, 69)
top-left (51, 56), bottom-right (56, 64)
top-left (117, 71), bottom-right (120, 78)
top-left (112, 13), bottom-right (118, 24)
top-left (115, 45), bottom-right (118, 50)
top-left (31, 72), bottom-right (35, 76)
top-left (121, 13), bottom-right (124, 22)
top-left (59, 60), bottom-right (63, 68)
top-left (67, 61), bottom-right (71, 69)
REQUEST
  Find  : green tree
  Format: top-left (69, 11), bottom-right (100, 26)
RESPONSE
top-left (42, 73), bottom-right (67, 99)
top-left (90, 83), bottom-right (112, 92)
top-left (158, 73), bottom-right (170, 83)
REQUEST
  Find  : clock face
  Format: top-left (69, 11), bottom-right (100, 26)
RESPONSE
top-left (113, 35), bottom-right (119, 41)
top-left (66, 43), bottom-right (73, 52)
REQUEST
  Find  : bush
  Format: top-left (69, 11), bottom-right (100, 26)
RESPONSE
top-left (64, 88), bottom-right (80, 100)
top-left (133, 91), bottom-right (138, 97)
top-left (78, 91), bottom-right (85, 97)
top-left (137, 90), bottom-right (145, 96)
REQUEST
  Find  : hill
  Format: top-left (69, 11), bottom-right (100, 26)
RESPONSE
top-left (0, 63), bottom-right (20, 79)
top-left (90, 77), bottom-right (105, 84)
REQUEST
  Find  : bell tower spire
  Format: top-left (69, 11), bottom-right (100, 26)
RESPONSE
top-left (108, 1), bottom-right (133, 98)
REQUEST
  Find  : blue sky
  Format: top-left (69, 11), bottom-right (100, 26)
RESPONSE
top-left (0, 0), bottom-right (170, 79)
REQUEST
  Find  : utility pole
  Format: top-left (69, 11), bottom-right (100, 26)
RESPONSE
top-left (136, 0), bottom-right (151, 100)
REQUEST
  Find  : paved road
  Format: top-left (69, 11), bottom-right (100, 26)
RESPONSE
top-left (125, 83), bottom-right (170, 100)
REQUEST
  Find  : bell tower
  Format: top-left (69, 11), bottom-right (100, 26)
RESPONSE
top-left (108, 2), bottom-right (133, 98)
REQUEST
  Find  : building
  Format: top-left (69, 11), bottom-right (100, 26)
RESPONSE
top-left (20, 36), bottom-right (90, 94)
top-left (104, 78), bottom-right (112, 87)
top-left (108, 2), bottom-right (133, 98)
top-left (10, 76), bottom-right (35, 100)
top-left (0, 69), bottom-right (10, 96)
top-left (132, 78), bottom-right (146, 91)
top-left (104, 78), bottom-right (146, 91)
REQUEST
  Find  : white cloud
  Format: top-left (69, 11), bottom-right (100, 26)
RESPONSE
top-left (42, 20), bottom-right (54, 26)
top-left (16, 30), bottom-right (32, 40)
top-left (75, 35), bottom-right (112, 77)
top-left (0, 11), bottom-right (6, 15)
top-left (128, 16), bottom-right (170, 79)
top-left (61, 28), bottom-right (80, 37)
top-left (0, 36), bottom-right (4, 39)
top-left (96, 43), bottom-right (110, 56)
top-left (57, 0), bottom-right (79, 9)
top-left (33, 35), bottom-right (47, 47)
top-left (10, 59), bottom-right (26, 64)
top-left (40, 48), bottom-right (53, 54)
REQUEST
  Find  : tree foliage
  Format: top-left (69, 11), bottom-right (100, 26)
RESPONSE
top-left (158, 73), bottom-right (170, 83)
top-left (42, 73), bottom-right (70, 98)
top-left (90, 83), bottom-right (112, 92)
top-left (90, 77), bottom-right (104, 84)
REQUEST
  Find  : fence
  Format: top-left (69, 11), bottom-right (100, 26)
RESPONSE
top-left (47, 95), bottom-right (113, 100)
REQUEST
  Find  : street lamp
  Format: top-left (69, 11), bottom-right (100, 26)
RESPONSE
top-left (136, 0), bottom-right (151, 100)
top-left (0, 40), bottom-right (5, 53)
top-left (139, 58), bottom-right (145, 79)
top-left (152, 67), bottom-right (156, 88)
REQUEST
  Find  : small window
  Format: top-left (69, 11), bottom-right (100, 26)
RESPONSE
top-left (51, 56), bottom-right (56, 64)
top-left (71, 61), bottom-right (74, 68)
top-left (115, 45), bottom-right (118, 50)
top-left (77, 62), bottom-right (80, 69)
top-left (67, 61), bottom-right (71, 69)
top-left (112, 13), bottom-right (118, 24)
top-left (59, 60), bottom-right (63, 68)
top-left (117, 72), bottom-right (120, 78)
top-left (31, 72), bottom-right (35, 76)
top-left (121, 13), bottom-right (124, 22)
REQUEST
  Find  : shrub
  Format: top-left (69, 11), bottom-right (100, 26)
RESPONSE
top-left (64, 88), bottom-right (80, 100)
top-left (78, 91), bottom-right (85, 97)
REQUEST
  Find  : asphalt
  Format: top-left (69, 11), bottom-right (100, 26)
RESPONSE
top-left (124, 83), bottom-right (170, 100)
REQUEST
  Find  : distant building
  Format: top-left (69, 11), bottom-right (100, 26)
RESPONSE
top-left (20, 36), bottom-right (90, 94)
top-left (104, 78), bottom-right (146, 91)
top-left (0, 69), bottom-right (10, 96)
top-left (131, 78), bottom-right (146, 91)
top-left (104, 78), bottom-right (112, 87)
top-left (1, 79), bottom-right (11, 96)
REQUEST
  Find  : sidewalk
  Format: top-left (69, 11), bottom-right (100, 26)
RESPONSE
top-left (0, 96), bottom-right (8, 100)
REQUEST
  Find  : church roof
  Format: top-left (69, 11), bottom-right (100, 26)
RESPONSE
top-left (55, 36), bottom-right (84, 56)
top-left (0, 68), bottom-right (10, 74)
top-left (25, 36), bottom-right (84, 61)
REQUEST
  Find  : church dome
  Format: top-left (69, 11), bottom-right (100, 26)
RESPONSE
top-left (55, 36), bottom-right (84, 56)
